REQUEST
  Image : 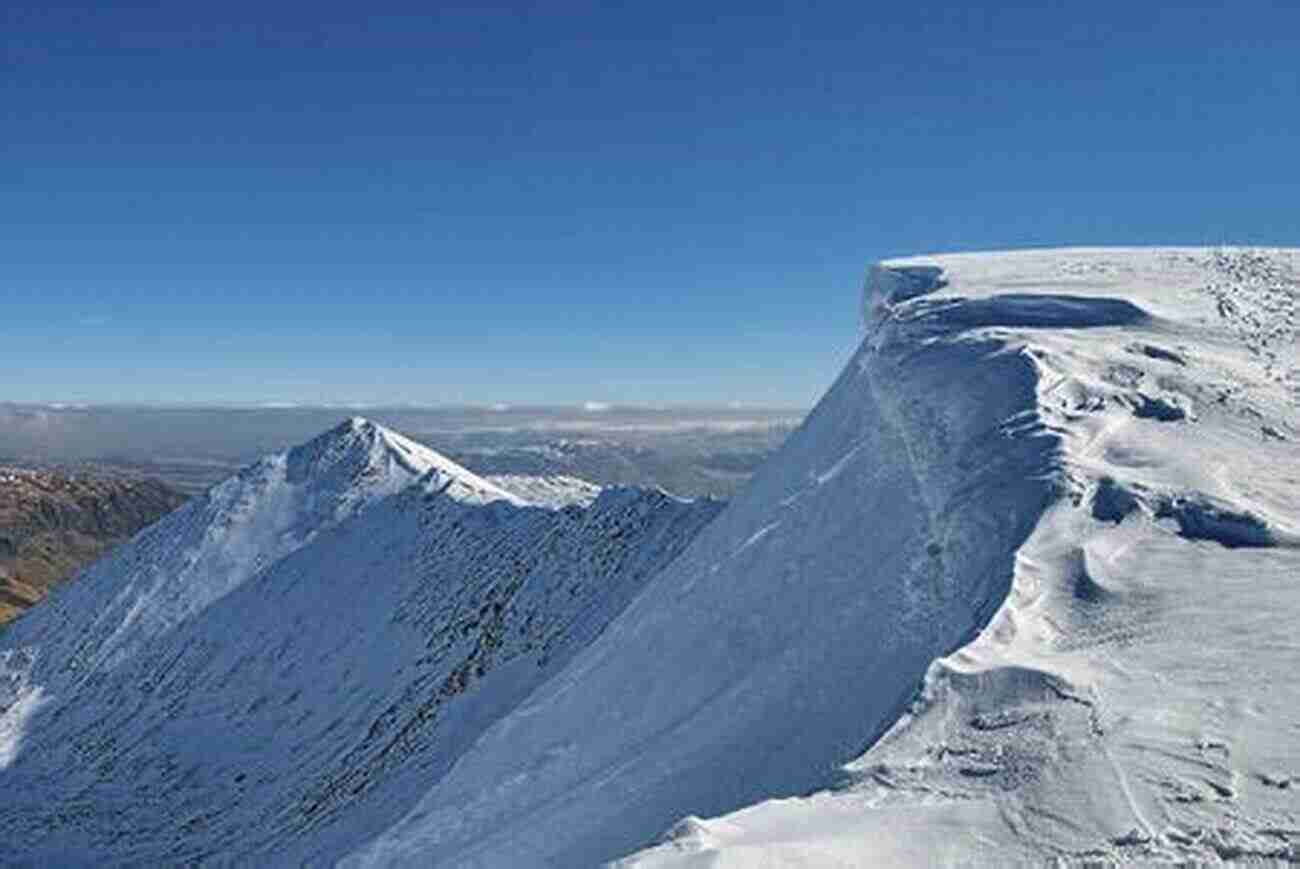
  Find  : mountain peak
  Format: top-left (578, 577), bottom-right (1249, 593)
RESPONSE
top-left (286, 417), bottom-right (522, 506)
top-left (304, 415), bottom-right (387, 448)
top-left (284, 416), bottom-right (392, 484)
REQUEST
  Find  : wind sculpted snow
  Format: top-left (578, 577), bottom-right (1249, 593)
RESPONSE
top-left (3, 249), bottom-right (1299, 867)
top-left (348, 252), bottom-right (1182, 867)
top-left (625, 248), bottom-right (1300, 867)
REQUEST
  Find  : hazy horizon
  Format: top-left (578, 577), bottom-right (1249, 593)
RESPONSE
top-left (0, 402), bottom-right (805, 499)
top-left (0, 399), bottom-right (808, 411)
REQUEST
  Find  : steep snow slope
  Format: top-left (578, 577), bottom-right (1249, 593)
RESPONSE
top-left (5, 417), bottom-right (514, 671)
top-left (346, 248), bottom-right (1300, 867)
top-left (0, 421), bottom-right (720, 865)
top-left (4, 249), bottom-right (1296, 867)
top-left (622, 248), bottom-right (1300, 866)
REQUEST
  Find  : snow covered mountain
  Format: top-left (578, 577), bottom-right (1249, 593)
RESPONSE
top-left (343, 248), bottom-right (1298, 867)
top-left (0, 418), bottom-right (720, 864)
top-left (2, 248), bottom-right (1298, 867)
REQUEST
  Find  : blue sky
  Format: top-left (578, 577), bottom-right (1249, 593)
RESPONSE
top-left (4, 1), bottom-right (1299, 406)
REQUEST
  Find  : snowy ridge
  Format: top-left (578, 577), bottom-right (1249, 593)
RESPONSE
top-left (319, 417), bottom-right (523, 507)
top-left (338, 248), bottom-right (1298, 867)
top-left (486, 474), bottom-right (603, 508)
top-left (624, 248), bottom-right (1300, 866)
top-left (0, 421), bottom-right (720, 865)
top-left (344, 251), bottom-right (1078, 867)
top-left (1, 418), bottom-right (463, 680)
top-left (3, 249), bottom-right (1298, 866)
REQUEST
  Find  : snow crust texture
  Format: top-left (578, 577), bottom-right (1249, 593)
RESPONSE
top-left (3, 248), bottom-right (1299, 867)
top-left (624, 248), bottom-right (1300, 867)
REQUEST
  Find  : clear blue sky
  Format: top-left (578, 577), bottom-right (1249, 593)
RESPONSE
top-left (4, 1), bottom-right (1298, 406)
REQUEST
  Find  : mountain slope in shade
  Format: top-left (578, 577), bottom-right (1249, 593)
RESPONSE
top-left (0, 420), bottom-right (720, 865)
top-left (342, 248), bottom-right (1300, 867)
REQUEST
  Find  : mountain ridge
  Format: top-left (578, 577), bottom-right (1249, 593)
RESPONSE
top-left (3, 247), bottom-right (1298, 866)
top-left (621, 246), bottom-right (1300, 866)
top-left (0, 417), bottom-right (722, 865)
top-left (285, 417), bottom-right (523, 506)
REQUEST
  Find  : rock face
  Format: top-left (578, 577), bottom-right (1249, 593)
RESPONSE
top-left (0, 469), bottom-right (186, 625)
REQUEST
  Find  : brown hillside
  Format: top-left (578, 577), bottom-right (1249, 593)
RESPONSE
top-left (0, 468), bottom-right (186, 624)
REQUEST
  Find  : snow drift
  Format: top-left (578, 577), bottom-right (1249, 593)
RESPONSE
top-left (623, 248), bottom-right (1300, 866)
top-left (3, 248), bottom-right (1298, 867)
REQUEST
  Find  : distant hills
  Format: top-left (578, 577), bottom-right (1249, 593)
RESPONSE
top-left (0, 468), bottom-right (185, 625)
top-left (0, 405), bottom-right (801, 499)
